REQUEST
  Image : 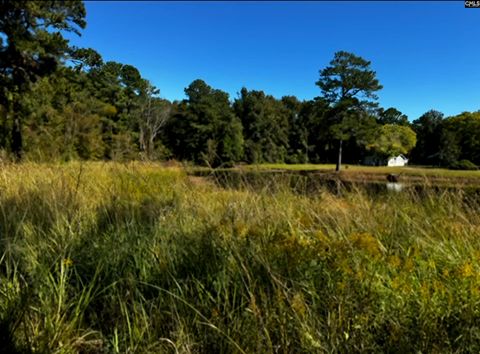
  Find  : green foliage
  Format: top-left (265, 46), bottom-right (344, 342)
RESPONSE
top-left (330, 102), bottom-right (378, 145)
top-left (165, 80), bottom-right (243, 166)
top-left (368, 124), bottom-right (417, 157)
top-left (377, 107), bottom-right (410, 126)
top-left (0, 0), bottom-right (86, 158)
top-left (233, 88), bottom-right (290, 163)
top-left (411, 110), bottom-right (480, 167)
top-left (316, 51), bottom-right (383, 170)
top-left (293, 98), bottom-right (333, 163)
top-left (69, 47), bottom-right (103, 71)
top-left (86, 61), bottom-right (146, 159)
top-left (20, 70), bottom-right (107, 161)
top-left (411, 110), bottom-right (449, 165)
top-left (316, 51), bottom-right (383, 104)
top-left (445, 112), bottom-right (480, 165)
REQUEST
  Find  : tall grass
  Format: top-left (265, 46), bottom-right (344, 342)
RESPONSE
top-left (1, 161), bottom-right (480, 353)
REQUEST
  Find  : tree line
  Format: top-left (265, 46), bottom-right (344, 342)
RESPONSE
top-left (1, 1), bottom-right (479, 169)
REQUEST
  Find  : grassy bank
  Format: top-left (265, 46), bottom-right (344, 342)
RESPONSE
top-left (240, 163), bottom-right (480, 176)
top-left (1, 162), bottom-right (480, 353)
top-left (230, 163), bottom-right (480, 186)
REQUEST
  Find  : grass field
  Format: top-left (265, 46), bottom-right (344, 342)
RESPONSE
top-left (1, 162), bottom-right (480, 353)
top-left (240, 163), bottom-right (480, 178)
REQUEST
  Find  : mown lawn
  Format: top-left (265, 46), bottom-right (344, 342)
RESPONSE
top-left (1, 162), bottom-right (480, 353)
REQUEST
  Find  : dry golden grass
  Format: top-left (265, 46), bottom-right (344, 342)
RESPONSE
top-left (0, 162), bottom-right (479, 353)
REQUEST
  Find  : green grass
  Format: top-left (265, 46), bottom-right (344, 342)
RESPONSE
top-left (1, 161), bottom-right (480, 352)
top-left (242, 163), bottom-right (480, 179)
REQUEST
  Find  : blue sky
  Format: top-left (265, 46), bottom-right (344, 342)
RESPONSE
top-left (66, 1), bottom-right (479, 120)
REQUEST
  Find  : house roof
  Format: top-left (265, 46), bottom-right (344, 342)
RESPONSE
top-left (388, 154), bottom-right (408, 160)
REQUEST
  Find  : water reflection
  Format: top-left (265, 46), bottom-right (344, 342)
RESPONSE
top-left (386, 182), bottom-right (404, 192)
top-left (190, 169), bottom-right (480, 200)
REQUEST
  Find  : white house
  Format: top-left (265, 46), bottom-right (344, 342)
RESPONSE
top-left (387, 154), bottom-right (408, 167)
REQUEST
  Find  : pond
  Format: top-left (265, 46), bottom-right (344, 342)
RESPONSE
top-left (189, 169), bottom-right (480, 200)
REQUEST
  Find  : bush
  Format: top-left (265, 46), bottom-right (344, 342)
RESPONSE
top-left (449, 159), bottom-right (478, 170)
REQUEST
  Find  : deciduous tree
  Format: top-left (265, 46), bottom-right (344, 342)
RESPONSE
top-left (368, 124), bottom-right (417, 158)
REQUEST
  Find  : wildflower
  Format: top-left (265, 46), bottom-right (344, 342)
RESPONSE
top-left (211, 307), bottom-right (220, 318)
top-left (432, 280), bottom-right (446, 295)
top-left (62, 258), bottom-right (74, 267)
top-left (303, 331), bottom-right (322, 349)
top-left (460, 262), bottom-right (474, 278)
top-left (298, 234), bottom-right (312, 248)
top-left (233, 223), bottom-right (248, 238)
top-left (391, 276), bottom-right (401, 290)
top-left (291, 292), bottom-right (306, 317)
top-left (388, 255), bottom-right (402, 268)
top-left (404, 258), bottom-right (415, 272)
top-left (337, 280), bottom-right (347, 290)
top-left (400, 283), bottom-right (412, 295)
top-left (350, 232), bottom-right (382, 258)
top-left (470, 285), bottom-right (480, 297)
top-left (420, 283), bottom-right (430, 299)
top-left (338, 259), bottom-right (353, 275)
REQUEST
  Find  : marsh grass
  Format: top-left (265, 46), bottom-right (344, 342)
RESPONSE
top-left (243, 163), bottom-right (480, 179)
top-left (1, 162), bottom-right (480, 353)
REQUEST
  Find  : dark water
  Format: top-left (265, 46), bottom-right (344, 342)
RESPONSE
top-left (190, 169), bottom-right (480, 199)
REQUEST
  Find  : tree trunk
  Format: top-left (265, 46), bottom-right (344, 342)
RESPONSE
top-left (0, 106), bottom-right (7, 149)
top-left (11, 105), bottom-right (22, 161)
top-left (303, 128), bottom-right (308, 163)
top-left (336, 139), bottom-right (343, 172)
top-left (148, 136), bottom-right (154, 160)
top-left (139, 129), bottom-right (146, 154)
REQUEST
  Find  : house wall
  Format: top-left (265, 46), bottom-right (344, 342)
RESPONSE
top-left (387, 157), bottom-right (407, 167)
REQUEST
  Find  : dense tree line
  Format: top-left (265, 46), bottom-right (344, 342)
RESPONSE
top-left (1, 1), bottom-right (479, 168)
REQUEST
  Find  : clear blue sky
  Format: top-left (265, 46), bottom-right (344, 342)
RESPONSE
top-left (66, 1), bottom-right (479, 120)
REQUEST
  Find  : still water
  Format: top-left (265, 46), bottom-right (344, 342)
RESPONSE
top-left (190, 169), bottom-right (480, 199)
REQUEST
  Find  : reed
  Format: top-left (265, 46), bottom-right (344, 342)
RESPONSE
top-left (0, 161), bottom-right (479, 353)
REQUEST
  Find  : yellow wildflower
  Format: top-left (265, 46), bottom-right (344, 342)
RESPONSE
top-left (391, 276), bottom-right (401, 290)
top-left (460, 262), bottom-right (474, 278)
top-left (470, 285), bottom-right (480, 297)
top-left (420, 283), bottom-right (430, 299)
top-left (291, 292), bottom-right (306, 317)
top-left (349, 232), bottom-right (382, 258)
top-left (388, 255), bottom-right (402, 268)
top-left (433, 280), bottom-right (445, 295)
top-left (404, 258), bottom-right (415, 272)
top-left (355, 269), bottom-right (365, 280)
top-left (211, 307), bottom-right (220, 318)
